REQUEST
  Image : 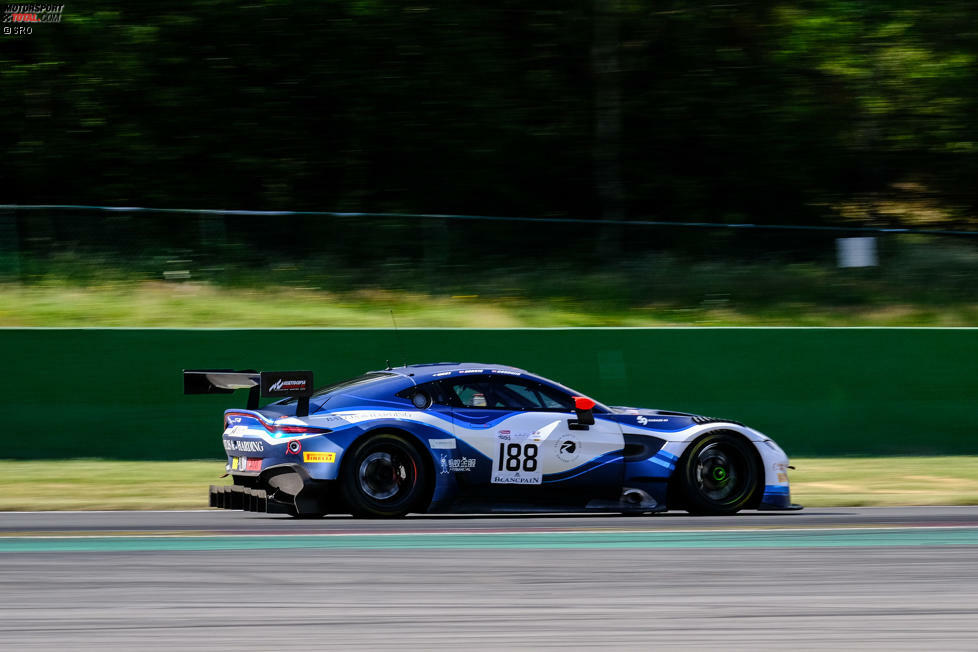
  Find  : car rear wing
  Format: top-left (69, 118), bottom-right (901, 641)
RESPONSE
top-left (183, 369), bottom-right (315, 416)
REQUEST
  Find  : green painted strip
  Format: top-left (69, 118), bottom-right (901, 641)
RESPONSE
top-left (7, 327), bottom-right (978, 458)
top-left (1, 527), bottom-right (976, 553)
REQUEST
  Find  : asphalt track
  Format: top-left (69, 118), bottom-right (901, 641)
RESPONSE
top-left (2, 506), bottom-right (978, 650)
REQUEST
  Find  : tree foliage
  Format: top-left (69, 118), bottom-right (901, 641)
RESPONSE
top-left (4, 1), bottom-right (978, 226)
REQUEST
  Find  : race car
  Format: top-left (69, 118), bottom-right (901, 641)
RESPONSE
top-left (184, 363), bottom-right (799, 517)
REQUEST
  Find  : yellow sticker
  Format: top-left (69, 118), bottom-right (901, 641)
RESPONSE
top-left (303, 451), bottom-right (336, 463)
top-left (231, 457), bottom-right (239, 470)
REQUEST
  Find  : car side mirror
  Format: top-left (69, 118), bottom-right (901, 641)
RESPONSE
top-left (569, 396), bottom-right (596, 430)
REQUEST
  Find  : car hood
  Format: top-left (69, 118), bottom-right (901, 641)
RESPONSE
top-left (608, 406), bottom-right (695, 417)
top-left (605, 406), bottom-right (744, 432)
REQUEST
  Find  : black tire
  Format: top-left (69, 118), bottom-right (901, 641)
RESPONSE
top-left (678, 432), bottom-right (760, 515)
top-left (339, 433), bottom-right (428, 518)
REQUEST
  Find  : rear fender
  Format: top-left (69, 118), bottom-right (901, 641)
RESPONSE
top-left (337, 423), bottom-right (454, 511)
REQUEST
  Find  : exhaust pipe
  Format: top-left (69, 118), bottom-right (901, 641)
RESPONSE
top-left (620, 487), bottom-right (658, 511)
top-left (622, 489), bottom-right (645, 505)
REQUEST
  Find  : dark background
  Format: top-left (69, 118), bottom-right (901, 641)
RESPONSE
top-left (5, 1), bottom-right (978, 229)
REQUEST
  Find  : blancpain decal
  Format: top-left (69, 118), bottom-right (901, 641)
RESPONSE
top-left (429, 438), bottom-right (456, 450)
top-left (269, 378), bottom-right (307, 392)
top-left (223, 439), bottom-right (265, 453)
top-left (492, 472), bottom-right (540, 485)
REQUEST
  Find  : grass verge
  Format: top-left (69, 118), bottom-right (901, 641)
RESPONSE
top-left (3, 281), bottom-right (978, 327)
top-left (1, 457), bottom-right (977, 511)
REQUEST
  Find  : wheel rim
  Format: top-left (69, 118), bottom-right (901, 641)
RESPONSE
top-left (358, 450), bottom-right (416, 501)
top-left (693, 442), bottom-right (752, 505)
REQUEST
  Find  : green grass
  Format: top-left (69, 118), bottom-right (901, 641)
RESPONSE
top-left (5, 235), bottom-right (978, 326)
top-left (1, 457), bottom-right (976, 511)
top-left (791, 456), bottom-right (978, 507)
top-left (0, 460), bottom-right (222, 511)
top-left (3, 281), bottom-right (978, 327)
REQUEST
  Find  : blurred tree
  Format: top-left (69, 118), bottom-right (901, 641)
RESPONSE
top-left (592, 0), bottom-right (624, 254)
top-left (2, 1), bottom-right (978, 230)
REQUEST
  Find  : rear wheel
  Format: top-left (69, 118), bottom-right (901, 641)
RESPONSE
top-left (339, 433), bottom-right (428, 518)
top-left (679, 432), bottom-right (759, 515)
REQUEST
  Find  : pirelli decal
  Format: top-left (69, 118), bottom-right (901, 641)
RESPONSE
top-left (303, 451), bottom-right (336, 464)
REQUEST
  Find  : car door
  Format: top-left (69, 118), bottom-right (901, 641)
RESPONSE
top-left (445, 373), bottom-right (624, 499)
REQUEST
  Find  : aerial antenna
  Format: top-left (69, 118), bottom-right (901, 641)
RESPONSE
top-left (390, 309), bottom-right (406, 368)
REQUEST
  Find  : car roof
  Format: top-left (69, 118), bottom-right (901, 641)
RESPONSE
top-left (374, 362), bottom-right (532, 383)
top-left (351, 362), bottom-right (609, 412)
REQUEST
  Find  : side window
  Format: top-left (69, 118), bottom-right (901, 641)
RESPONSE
top-left (396, 381), bottom-right (450, 408)
top-left (446, 375), bottom-right (494, 408)
top-left (442, 374), bottom-right (577, 411)
top-left (492, 377), bottom-right (575, 411)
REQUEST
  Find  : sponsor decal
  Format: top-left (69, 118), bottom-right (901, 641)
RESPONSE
top-left (774, 462), bottom-right (789, 484)
top-left (440, 453), bottom-right (478, 474)
top-left (336, 410), bottom-right (429, 423)
top-left (432, 371), bottom-right (452, 377)
top-left (268, 378), bottom-right (307, 392)
top-left (529, 420), bottom-right (561, 442)
top-left (286, 439), bottom-right (302, 455)
top-left (223, 439), bottom-right (264, 453)
top-left (499, 430), bottom-right (511, 435)
top-left (493, 369), bottom-right (521, 376)
top-left (428, 438), bottom-right (456, 450)
top-left (458, 369), bottom-right (484, 374)
top-left (448, 457), bottom-right (476, 472)
top-left (491, 432), bottom-right (542, 485)
top-left (555, 435), bottom-right (581, 463)
top-left (636, 415), bottom-right (669, 426)
top-left (303, 451), bottom-right (336, 463)
top-left (231, 457), bottom-right (262, 472)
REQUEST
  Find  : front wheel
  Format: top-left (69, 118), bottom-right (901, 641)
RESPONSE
top-left (339, 433), bottom-right (428, 518)
top-left (679, 432), bottom-right (760, 515)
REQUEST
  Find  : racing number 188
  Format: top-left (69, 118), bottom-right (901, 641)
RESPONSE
top-left (497, 442), bottom-right (538, 472)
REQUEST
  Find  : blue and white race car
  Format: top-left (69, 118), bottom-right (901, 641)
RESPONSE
top-left (184, 363), bottom-right (799, 517)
